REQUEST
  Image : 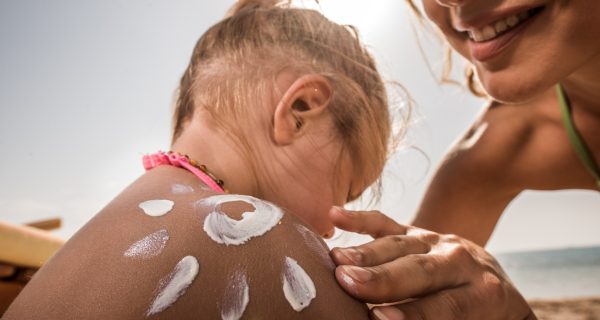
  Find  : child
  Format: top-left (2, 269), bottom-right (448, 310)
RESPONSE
top-left (4, 0), bottom-right (394, 318)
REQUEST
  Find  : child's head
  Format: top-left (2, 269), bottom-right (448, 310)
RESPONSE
top-left (171, 0), bottom-right (395, 235)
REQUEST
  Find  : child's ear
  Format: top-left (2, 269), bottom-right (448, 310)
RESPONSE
top-left (273, 74), bottom-right (333, 145)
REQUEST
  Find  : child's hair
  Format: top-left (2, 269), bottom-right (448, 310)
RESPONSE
top-left (172, 0), bottom-right (396, 197)
top-left (405, 0), bottom-right (487, 97)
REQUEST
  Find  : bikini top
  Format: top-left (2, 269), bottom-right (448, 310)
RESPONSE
top-left (556, 84), bottom-right (600, 189)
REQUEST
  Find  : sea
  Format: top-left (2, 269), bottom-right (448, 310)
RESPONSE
top-left (496, 246), bottom-right (600, 299)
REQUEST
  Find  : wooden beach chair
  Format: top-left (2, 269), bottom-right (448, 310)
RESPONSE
top-left (0, 218), bottom-right (64, 315)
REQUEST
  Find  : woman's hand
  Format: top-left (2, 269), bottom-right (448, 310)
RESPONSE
top-left (329, 206), bottom-right (536, 320)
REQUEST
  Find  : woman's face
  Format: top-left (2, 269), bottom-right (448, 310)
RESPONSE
top-left (421, 0), bottom-right (600, 102)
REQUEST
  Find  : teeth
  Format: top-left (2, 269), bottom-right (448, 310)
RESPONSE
top-left (469, 29), bottom-right (485, 42)
top-left (469, 25), bottom-right (498, 42)
top-left (467, 9), bottom-right (535, 42)
top-left (495, 20), bottom-right (508, 33)
top-left (506, 15), bottom-right (519, 27)
top-left (482, 26), bottom-right (497, 40)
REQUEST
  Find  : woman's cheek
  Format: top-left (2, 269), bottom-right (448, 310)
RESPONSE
top-left (447, 35), bottom-right (470, 59)
top-left (422, 0), bottom-right (450, 29)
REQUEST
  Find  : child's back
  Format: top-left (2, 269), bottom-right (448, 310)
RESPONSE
top-left (5, 165), bottom-right (368, 319)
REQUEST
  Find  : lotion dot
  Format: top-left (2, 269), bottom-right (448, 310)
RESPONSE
top-left (139, 199), bottom-right (174, 217)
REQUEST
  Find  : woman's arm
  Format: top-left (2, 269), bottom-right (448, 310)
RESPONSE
top-left (413, 103), bottom-right (536, 246)
top-left (412, 130), bottom-right (519, 246)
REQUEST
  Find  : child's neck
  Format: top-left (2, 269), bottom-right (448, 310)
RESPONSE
top-left (170, 117), bottom-right (258, 197)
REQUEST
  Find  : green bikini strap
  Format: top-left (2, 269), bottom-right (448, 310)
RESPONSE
top-left (556, 84), bottom-right (600, 189)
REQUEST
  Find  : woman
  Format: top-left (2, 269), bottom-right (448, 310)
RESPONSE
top-left (413, 0), bottom-right (600, 245)
top-left (331, 0), bottom-right (599, 319)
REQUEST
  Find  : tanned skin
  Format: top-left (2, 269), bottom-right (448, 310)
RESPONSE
top-left (4, 166), bottom-right (368, 319)
top-left (414, 87), bottom-right (600, 246)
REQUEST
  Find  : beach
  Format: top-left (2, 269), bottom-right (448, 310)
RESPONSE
top-left (496, 246), bottom-right (600, 319)
top-left (530, 297), bottom-right (600, 320)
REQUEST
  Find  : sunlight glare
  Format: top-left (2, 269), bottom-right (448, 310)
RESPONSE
top-left (292, 0), bottom-right (396, 36)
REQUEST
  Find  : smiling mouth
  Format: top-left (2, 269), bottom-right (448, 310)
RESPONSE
top-left (465, 7), bottom-right (545, 42)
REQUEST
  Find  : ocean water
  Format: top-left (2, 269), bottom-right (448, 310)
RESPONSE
top-left (496, 246), bottom-right (600, 299)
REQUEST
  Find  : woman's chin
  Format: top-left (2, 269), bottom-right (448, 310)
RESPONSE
top-left (480, 75), bottom-right (553, 105)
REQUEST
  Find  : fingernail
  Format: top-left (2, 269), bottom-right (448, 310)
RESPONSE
top-left (337, 247), bottom-right (362, 264)
top-left (373, 308), bottom-right (390, 320)
top-left (339, 269), bottom-right (356, 288)
top-left (342, 265), bottom-right (372, 283)
top-left (373, 307), bottom-right (405, 320)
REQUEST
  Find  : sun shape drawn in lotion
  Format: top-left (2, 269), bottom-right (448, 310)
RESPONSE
top-left (221, 270), bottom-right (250, 320)
top-left (199, 194), bottom-right (283, 246)
top-left (123, 229), bottom-right (169, 259)
top-left (139, 199), bottom-right (174, 217)
top-left (146, 255), bottom-right (199, 316)
top-left (282, 256), bottom-right (316, 312)
top-left (171, 183), bottom-right (194, 195)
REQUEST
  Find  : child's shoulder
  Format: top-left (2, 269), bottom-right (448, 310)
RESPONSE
top-left (4, 166), bottom-right (367, 319)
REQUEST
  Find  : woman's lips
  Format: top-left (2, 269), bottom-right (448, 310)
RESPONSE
top-left (467, 10), bottom-right (541, 62)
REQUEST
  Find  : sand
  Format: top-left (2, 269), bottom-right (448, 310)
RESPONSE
top-left (529, 297), bottom-right (600, 320)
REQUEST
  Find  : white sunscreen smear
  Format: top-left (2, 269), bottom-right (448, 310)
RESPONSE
top-left (171, 183), bottom-right (194, 195)
top-left (198, 183), bottom-right (212, 192)
top-left (221, 270), bottom-right (250, 320)
top-left (282, 256), bottom-right (316, 312)
top-left (199, 194), bottom-right (283, 246)
top-left (146, 255), bottom-right (200, 317)
top-left (124, 229), bottom-right (169, 259)
top-left (295, 224), bottom-right (335, 269)
top-left (139, 199), bottom-right (174, 217)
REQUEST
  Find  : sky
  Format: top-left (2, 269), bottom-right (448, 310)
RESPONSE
top-left (0, 0), bottom-right (598, 254)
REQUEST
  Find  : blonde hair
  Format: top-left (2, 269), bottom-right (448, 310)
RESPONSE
top-left (405, 0), bottom-right (487, 97)
top-left (172, 0), bottom-right (398, 197)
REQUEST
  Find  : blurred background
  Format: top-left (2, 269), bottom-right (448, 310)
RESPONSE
top-left (1, 0), bottom-right (599, 301)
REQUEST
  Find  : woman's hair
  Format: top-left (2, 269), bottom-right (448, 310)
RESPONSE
top-left (172, 0), bottom-right (399, 197)
top-left (405, 0), bottom-right (487, 97)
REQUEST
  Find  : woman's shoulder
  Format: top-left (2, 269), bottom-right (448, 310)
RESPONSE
top-left (444, 89), bottom-right (575, 187)
top-left (4, 166), bottom-right (367, 319)
top-left (449, 96), bottom-right (553, 167)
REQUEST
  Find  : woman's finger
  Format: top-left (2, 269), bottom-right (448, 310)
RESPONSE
top-left (329, 206), bottom-right (408, 238)
top-left (330, 234), bottom-right (431, 267)
top-left (370, 306), bottom-right (405, 320)
top-left (334, 247), bottom-right (473, 303)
